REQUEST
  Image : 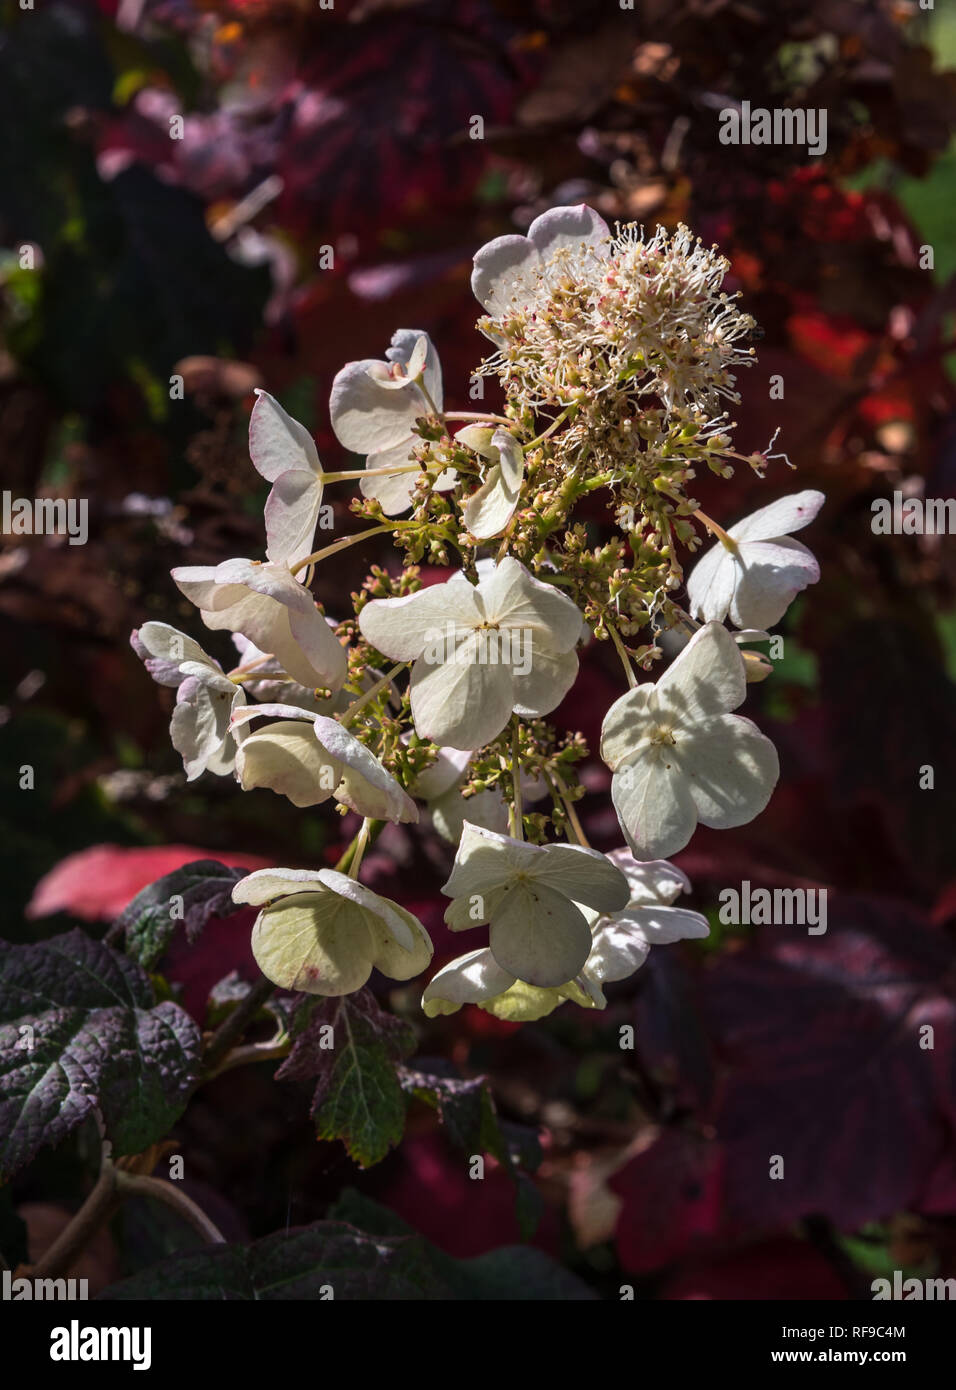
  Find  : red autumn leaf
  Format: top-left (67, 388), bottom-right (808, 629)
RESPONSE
top-left (27, 843), bottom-right (274, 923)
top-left (609, 1127), bottom-right (727, 1275)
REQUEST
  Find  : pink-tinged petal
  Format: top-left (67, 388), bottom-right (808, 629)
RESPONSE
top-left (729, 489), bottom-right (825, 543)
top-left (382, 329), bottom-right (442, 404)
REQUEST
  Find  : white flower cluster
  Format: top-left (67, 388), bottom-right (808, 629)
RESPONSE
top-left (133, 204), bottom-right (824, 1016)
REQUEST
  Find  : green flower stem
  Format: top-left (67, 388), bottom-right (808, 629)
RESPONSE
top-left (322, 463), bottom-right (422, 482)
top-left (290, 521), bottom-right (417, 576)
top-left (348, 818), bottom-right (373, 880)
top-left (693, 507), bottom-right (738, 553)
top-left (551, 769), bottom-right (589, 848)
top-left (607, 624), bottom-right (637, 689)
top-left (339, 662), bottom-right (407, 725)
top-left (416, 380), bottom-right (444, 421)
top-left (509, 718), bottom-right (524, 840)
top-left (443, 411), bottom-right (513, 427)
top-left (114, 1172), bottom-right (226, 1245)
top-left (524, 402), bottom-right (578, 452)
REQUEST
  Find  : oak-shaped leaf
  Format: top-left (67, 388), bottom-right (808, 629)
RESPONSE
top-left (115, 860), bottom-right (250, 970)
top-left (99, 1193), bottom-right (595, 1301)
top-left (276, 988), bottom-right (416, 1168)
top-left (0, 929), bottom-right (201, 1181)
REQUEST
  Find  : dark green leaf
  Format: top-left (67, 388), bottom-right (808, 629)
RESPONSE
top-left (99, 1195), bottom-right (597, 1301)
top-left (397, 1061), bottom-right (493, 1155)
top-left (276, 989), bottom-right (416, 1168)
top-left (116, 860), bottom-right (248, 970)
top-left (0, 929), bottom-right (201, 1180)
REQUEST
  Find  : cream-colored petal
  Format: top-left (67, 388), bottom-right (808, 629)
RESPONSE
top-left (654, 621), bottom-right (746, 725)
top-left (673, 712), bottom-right (779, 830)
top-left (234, 720), bottom-right (340, 808)
top-left (359, 581), bottom-right (480, 661)
top-left (263, 470), bottom-right (323, 568)
top-left (510, 643), bottom-right (578, 718)
top-left (251, 891), bottom-right (376, 995)
top-left (440, 821), bottom-right (541, 900)
top-left (421, 948), bottom-right (515, 1017)
top-left (729, 489), bottom-right (825, 544)
top-left (367, 903), bottom-right (433, 982)
top-left (330, 359), bottom-right (425, 453)
top-left (600, 684), bottom-right (656, 770)
top-left (530, 843), bottom-right (630, 913)
top-left (728, 537), bottom-right (820, 630)
top-left (409, 636), bottom-right (515, 748)
top-left (488, 881), bottom-right (593, 988)
top-left (611, 748), bottom-right (698, 860)
top-left (480, 556), bottom-right (583, 651)
top-left (232, 867), bottom-right (327, 906)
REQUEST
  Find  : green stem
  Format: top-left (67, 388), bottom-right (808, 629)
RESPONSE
top-left (339, 662), bottom-right (407, 725)
top-left (443, 411), bottom-right (513, 427)
top-left (290, 522), bottom-right (415, 576)
top-left (608, 624), bottom-right (637, 689)
top-left (114, 1173), bottom-right (226, 1245)
top-left (509, 719), bottom-right (523, 840)
top-left (322, 463), bottom-right (421, 483)
top-left (524, 402), bottom-right (578, 452)
top-left (694, 507), bottom-right (738, 553)
top-left (348, 818), bottom-right (373, 880)
top-left (552, 769), bottom-right (589, 847)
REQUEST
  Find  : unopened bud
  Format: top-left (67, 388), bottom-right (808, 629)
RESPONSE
top-left (742, 649), bottom-right (773, 683)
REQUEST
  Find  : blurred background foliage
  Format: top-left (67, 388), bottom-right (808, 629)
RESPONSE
top-left (1, 0), bottom-right (955, 1298)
